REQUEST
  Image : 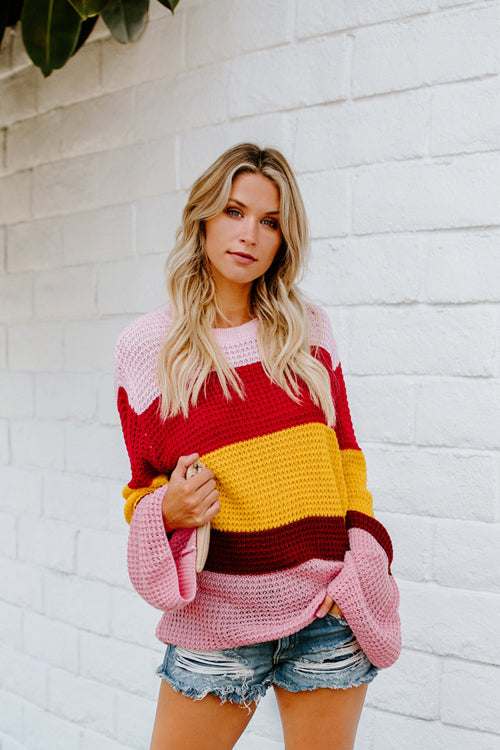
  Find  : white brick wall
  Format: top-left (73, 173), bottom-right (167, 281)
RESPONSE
top-left (0, 1), bottom-right (499, 748)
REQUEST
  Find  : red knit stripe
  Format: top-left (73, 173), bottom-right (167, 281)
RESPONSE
top-left (204, 516), bottom-right (349, 575)
top-left (329, 361), bottom-right (358, 451)
top-left (118, 352), bottom-right (360, 489)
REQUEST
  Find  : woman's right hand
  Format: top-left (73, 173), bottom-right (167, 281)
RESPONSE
top-left (161, 452), bottom-right (220, 533)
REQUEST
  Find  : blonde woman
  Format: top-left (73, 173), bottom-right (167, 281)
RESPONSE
top-left (114, 142), bottom-right (401, 750)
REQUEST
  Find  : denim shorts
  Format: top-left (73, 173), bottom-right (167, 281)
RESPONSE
top-left (156, 613), bottom-right (379, 706)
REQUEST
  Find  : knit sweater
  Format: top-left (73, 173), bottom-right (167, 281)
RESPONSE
top-left (114, 303), bottom-right (401, 669)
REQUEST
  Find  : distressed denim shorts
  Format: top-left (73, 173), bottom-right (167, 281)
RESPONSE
top-left (155, 613), bottom-right (379, 706)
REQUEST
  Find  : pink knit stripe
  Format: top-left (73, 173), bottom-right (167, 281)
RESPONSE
top-left (114, 308), bottom-right (171, 415)
top-left (127, 486), bottom-right (198, 611)
top-left (327, 528), bottom-right (401, 668)
top-left (346, 510), bottom-right (394, 570)
top-left (127, 490), bottom-right (400, 667)
top-left (154, 558), bottom-right (345, 648)
top-left (212, 317), bottom-right (260, 344)
top-left (114, 303), bottom-right (340, 415)
top-left (310, 305), bottom-right (340, 370)
top-left (153, 538), bottom-right (400, 669)
top-left (150, 533), bottom-right (400, 669)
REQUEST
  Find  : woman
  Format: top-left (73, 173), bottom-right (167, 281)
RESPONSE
top-left (114, 142), bottom-right (401, 750)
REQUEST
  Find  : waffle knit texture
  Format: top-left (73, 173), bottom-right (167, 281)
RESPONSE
top-left (114, 304), bottom-right (401, 669)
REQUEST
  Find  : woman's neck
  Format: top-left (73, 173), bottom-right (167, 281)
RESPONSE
top-left (214, 294), bottom-right (254, 328)
top-left (215, 310), bottom-right (255, 328)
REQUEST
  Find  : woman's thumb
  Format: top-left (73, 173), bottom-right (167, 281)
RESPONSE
top-left (173, 452), bottom-right (199, 479)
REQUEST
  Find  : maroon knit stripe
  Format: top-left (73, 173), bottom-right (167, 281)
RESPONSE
top-left (204, 516), bottom-right (350, 575)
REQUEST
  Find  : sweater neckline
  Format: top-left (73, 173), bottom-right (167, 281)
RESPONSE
top-left (212, 317), bottom-right (258, 343)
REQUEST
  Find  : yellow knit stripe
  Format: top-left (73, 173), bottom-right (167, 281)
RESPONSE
top-left (123, 474), bottom-right (169, 524)
top-left (199, 422), bottom-right (347, 533)
top-left (122, 436), bottom-right (373, 529)
top-left (340, 449), bottom-right (374, 518)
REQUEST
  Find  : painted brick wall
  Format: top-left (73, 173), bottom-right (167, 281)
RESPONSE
top-left (0, 0), bottom-right (499, 748)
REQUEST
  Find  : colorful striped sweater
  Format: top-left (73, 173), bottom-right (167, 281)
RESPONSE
top-left (114, 304), bottom-right (401, 669)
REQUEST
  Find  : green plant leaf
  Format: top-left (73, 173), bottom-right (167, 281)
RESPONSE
top-left (21, 0), bottom-right (82, 76)
top-left (0, 0), bottom-right (24, 46)
top-left (156, 0), bottom-right (179, 13)
top-left (66, 0), bottom-right (109, 20)
top-left (71, 13), bottom-right (98, 55)
top-left (101, 0), bottom-right (148, 43)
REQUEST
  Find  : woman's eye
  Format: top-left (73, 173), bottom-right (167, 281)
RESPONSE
top-left (263, 218), bottom-right (278, 229)
top-left (225, 208), bottom-right (278, 229)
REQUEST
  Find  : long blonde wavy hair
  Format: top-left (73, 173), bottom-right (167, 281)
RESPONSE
top-left (157, 142), bottom-right (336, 428)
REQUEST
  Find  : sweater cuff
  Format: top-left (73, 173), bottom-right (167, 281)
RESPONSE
top-left (327, 528), bottom-right (401, 669)
top-left (127, 486), bottom-right (197, 610)
top-left (123, 475), bottom-right (170, 525)
top-left (346, 510), bottom-right (394, 572)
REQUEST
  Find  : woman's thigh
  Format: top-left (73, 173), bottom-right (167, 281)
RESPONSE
top-left (150, 679), bottom-right (257, 750)
top-left (273, 682), bottom-right (368, 750)
top-left (151, 641), bottom-right (274, 749)
top-left (271, 613), bottom-right (377, 750)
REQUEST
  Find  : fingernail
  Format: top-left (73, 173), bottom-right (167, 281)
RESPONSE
top-left (315, 607), bottom-right (326, 618)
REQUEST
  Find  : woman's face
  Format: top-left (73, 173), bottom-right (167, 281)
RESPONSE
top-left (203, 172), bottom-right (283, 298)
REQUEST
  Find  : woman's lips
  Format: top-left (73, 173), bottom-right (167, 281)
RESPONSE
top-left (228, 252), bottom-right (256, 264)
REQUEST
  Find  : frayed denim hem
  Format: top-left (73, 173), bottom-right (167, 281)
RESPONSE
top-left (156, 668), bottom-right (268, 712)
top-left (273, 665), bottom-right (379, 694)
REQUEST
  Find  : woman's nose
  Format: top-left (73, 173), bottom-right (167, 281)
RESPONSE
top-left (239, 218), bottom-right (257, 244)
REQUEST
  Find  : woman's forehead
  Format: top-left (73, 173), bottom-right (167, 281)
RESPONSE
top-left (229, 173), bottom-right (280, 211)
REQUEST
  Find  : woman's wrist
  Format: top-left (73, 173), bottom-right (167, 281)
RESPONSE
top-left (161, 490), bottom-right (175, 534)
top-left (162, 516), bottom-right (176, 535)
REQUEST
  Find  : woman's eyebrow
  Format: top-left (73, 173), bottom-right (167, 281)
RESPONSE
top-left (228, 197), bottom-right (280, 215)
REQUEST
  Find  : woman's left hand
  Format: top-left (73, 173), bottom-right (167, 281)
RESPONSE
top-left (315, 594), bottom-right (344, 618)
